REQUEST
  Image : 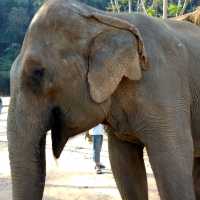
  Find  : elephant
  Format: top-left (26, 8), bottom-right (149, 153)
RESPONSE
top-left (7, 0), bottom-right (200, 199)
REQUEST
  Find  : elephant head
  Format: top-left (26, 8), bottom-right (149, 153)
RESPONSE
top-left (8, 0), bottom-right (148, 199)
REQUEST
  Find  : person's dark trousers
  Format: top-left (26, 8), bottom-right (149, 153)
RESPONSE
top-left (92, 135), bottom-right (103, 164)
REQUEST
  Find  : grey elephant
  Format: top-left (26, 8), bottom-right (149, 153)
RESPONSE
top-left (7, 0), bottom-right (200, 200)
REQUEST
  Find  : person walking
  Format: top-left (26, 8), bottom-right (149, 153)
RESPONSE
top-left (89, 124), bottom-right (105, 174)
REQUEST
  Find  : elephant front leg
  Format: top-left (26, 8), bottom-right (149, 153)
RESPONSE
top-left (108, 134), bottom-right (148, 200)
top-left (144, 127), bottom-right (195, 200)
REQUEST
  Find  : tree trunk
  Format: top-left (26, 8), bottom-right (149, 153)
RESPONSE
top-left (137, 0), bottom-right (140, 12)
top-left (110, 0), bottom-right (115, 13)
top-left (179, 0), bottom-right (190, 15)
top-left (114, 0), bottom-right (120, 13)
top-left (128, 0), bottom-right (132, 13)
top-left (140, 0), bottom-right (148, 15)
top-left (176, 0), bottom-right (182, 16)
top-left (163, 0), bottom-right (168, 19)
top-left (153, 0), bottom-right (158, 16)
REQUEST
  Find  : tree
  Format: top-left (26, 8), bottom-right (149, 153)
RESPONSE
top-left (128, 0), bottom-right (132, 13)
top-left (163, 0), bottom-right (168, 18)
top-left (179, 0), bottom-right (190, 15)
top-left (140, 0), bottom-right (148, 14)
top-left (0, 0), bottom-right (46, 95)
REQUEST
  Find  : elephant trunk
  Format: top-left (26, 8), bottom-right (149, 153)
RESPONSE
top-left (7, 97), bottom-right (48, 200)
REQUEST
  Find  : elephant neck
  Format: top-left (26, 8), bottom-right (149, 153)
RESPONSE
top-left (104, 101), bottom-right (139, 143)
top-left (104, 123), bottom-right (140, 143)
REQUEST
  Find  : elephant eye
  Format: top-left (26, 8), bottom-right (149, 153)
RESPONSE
top-left (32, 68), bottom-right (45, 79)
top-left (26, 67), bottom-right (45, 94)
top-left (31, 68), bottom-right (45, 86)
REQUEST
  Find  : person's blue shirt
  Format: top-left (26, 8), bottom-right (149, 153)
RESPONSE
top-left (89, 124), bottom-right (104, 136)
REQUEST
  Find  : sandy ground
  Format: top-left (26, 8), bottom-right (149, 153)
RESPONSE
top-left (0, 98), bottom-right (160, 200)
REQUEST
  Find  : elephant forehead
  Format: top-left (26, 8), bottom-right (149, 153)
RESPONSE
top-left (29, 0), bottom-right (98, 38)
top-left (26, 1), bottom-right (102, 57)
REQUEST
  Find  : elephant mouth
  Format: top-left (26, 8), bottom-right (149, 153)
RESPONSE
top-left (49, 106), bottom-right (88, 158)
top-left (50, 106), bottom-right (68, 158)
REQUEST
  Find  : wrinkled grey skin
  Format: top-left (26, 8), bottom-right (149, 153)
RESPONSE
top-left (7, 0), bottom-right (200, 200)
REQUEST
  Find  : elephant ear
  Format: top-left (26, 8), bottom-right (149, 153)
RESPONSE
top-left (87, 13), bottom-right (148, 103)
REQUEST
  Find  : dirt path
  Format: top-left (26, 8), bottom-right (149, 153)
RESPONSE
top-left (0, 98), bottom-right (160, 200)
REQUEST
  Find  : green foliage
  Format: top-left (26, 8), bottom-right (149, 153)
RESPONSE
top-left (0, 44), bottom-right (20, 71)
top-left (147, 6), bottom-right (157, 16)
top-left (168, 3), bottom-right (182, 17)
top-left (0, 0), bottom-right (45, 72)
top-left (33, 0), bottom-right (46, 7)
top-left (118, 0), bottom-right (129, 11)
top-left (80, 0), bottom-right (110, 10)
top-left (107, 0), bottom-right (138, 12)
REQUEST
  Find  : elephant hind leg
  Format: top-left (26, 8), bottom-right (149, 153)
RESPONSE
top-left (108, 134), bottom-right (148, 200)
top-left (193, 157), bottom-right (200, 199)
